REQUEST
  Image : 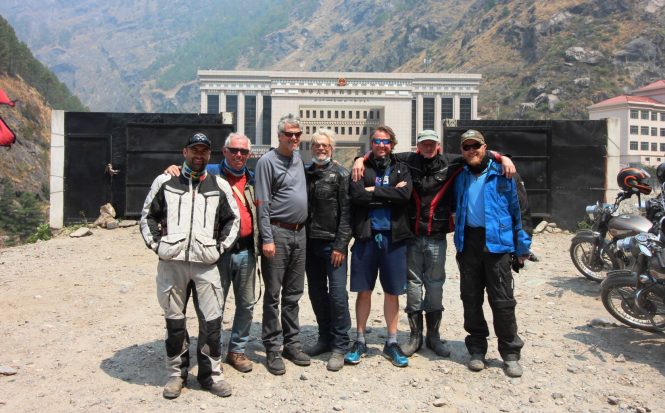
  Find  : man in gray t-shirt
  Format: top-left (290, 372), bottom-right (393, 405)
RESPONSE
top-left (254, 113), bottom-right (310, 375)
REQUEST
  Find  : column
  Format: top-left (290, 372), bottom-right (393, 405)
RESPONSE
top-left (255, 91), bottom-right (263, 145)
top-left (416, 94), bottom-right (424, 133)
top-left (219, 92), bottom-right (226, 113)
top-left (453, 95), bottom-right (460, 119)
top-left (200, 92), bottom-right (208, 114)
top-left (434, 93), bottom-right (442, 138)
top-left (471, 95), bottom-right (478, 120)
top-left (237, 92), bottom-right (245, 135)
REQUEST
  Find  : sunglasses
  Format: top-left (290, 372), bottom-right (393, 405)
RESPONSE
top-left (462, 142), bottom-right (482, 151)
top-left (372, 138), bottom-right (392, 145)
top-left (226, 147), bottom-right (250, 155)
top-left (312, 143), bottom-right (330, 149)
top-left (282, 131), bottom-right (303, 138)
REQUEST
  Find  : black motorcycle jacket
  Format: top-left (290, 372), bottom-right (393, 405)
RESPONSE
top-left (306, 161), bottom-right (352, 253)
top-left (349, 154), bottom-right (413, 242)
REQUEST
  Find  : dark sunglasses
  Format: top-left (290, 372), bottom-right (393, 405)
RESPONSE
top-left (462, 142), bottom-right (482, 151)
top-left (372, 138), bottom-right (391, 145)
top-left (282, 131), bottom-right (303, 138)
top-left (226, 147), bottom-right (250, 155)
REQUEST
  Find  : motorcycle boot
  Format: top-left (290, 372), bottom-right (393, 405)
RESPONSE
top-left (401, 311), bottom-right (423, 357)
top-left (424, 311), bottom-right (450, 357)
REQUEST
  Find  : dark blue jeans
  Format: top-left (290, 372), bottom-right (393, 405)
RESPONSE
top-left (305, 238), bottom-right (351, 354)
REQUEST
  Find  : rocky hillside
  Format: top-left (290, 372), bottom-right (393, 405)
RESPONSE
top-left (1, 0), bottom-right (664, 118)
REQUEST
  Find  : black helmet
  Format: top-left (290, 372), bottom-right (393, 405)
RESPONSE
top-left (617, 167), bottom-right (652, 195)
top-left (657, 163), bottom-right (665, 184)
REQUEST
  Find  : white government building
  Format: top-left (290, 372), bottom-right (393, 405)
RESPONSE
top-left (198, 70), bottom-right (481, 154)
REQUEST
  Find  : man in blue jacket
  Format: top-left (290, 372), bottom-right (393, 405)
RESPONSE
top-left (453, 129), bottom-right (532, 378)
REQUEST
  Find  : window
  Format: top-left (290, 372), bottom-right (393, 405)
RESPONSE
top-left (341, 111), bottom-right (345, 119)
top-left (641, 142), bottom-right (649, 150)
top-left (299, 110), bottom-right (303, 118)
top-left (363, 127), bottom-right (367, 135)
top-left (348, 110), bottom-right (352, 119)
top-left (306, 110), bottom-right (310, 118)
top-left (441, 98), bottom-right (453, 119)
top-left (660, 143), bottom-right (665, 152)
top-left (460, 98), bottom-right (472, 120)
top-left (630, 141), bottom-right (638, 150)
top-left (335, 111), bottom-right (339, 119)
top-left (356, 111), bottom-right (360, 119)
top-left (312, 110), bottom-right (316, 119)
top-left (327, 110), bottom-right (331, 118)
top-left (244, 95), bottom-right (256, 143)
top-left (652, 112), bottom-right (658, 121)
top-left (306, 126), bottom-right (310, 134)
top-left (661, 128), bottom-right (665, 137)
top-left (641, 110), bottom-right (650, 120)
top-left (423, 97), bottom-right (435, 130)
top-left (641, 126), bottom-right (649, 135)
top-left (206, 94), bottom-right (219, 114)
top-left (334, 127), bottom-right (339, 134)
top-left (320, 110), bottom-right (324, 118)
top-left (226, 95), bottom-right (238, 115)
top-left (652, 142), bottom-right (658, 151)
top-left (262, 96), bottom-right (272, 145)
top-left (661, 112), bottom-right (665, 121)
top-left (369, 111), bottom-right (374, 119)
top-left (652, 127), bottom-right (658, 136)
top-left (630, 109), bottom-right (639, 119)
top-left (411, 99), bottom-right (417, 146)
top-left (363, 111), bottom-right (368, 119)
top-left (356, 127), bottom-right (360, 135)
top-left (341, 127), bottom-right (345, 135)
top-left (630, 125), bottom-right (638, 134)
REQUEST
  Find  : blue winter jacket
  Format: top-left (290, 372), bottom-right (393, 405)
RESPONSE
top-left (453, 160), bottom-right (531, 256)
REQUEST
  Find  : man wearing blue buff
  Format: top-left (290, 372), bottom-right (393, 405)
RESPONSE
top-left (453, 129), bottom-right (532, 378)
top-left (345, 125), bottom-right (412, 368)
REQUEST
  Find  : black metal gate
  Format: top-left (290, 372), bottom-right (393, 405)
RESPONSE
top-left (443, 120), bottom-right (607, 229)
top-left (62, 112), bottom-right (234, 224)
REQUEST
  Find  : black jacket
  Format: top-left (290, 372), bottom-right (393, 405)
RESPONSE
top-left (349, 154), bottom-right (413, 242)
top-left (306, 162), bottom-right (352, 252)
top-left (398, 152), bottom-right (465, 239)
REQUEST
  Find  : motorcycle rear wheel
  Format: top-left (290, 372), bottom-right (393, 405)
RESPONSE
top-left (569, 239), bottom-right (620, 282)
top-left (601, 272), bottom-right (665, 332)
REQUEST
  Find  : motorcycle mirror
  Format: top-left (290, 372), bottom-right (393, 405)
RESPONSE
top-left (638, 243), bottom-right (652, 257)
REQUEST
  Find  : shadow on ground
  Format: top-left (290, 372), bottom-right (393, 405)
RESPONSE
top-left (545, 274), bottom-right (602, 298)
top-left (565, 323), bottom-right (665, 376)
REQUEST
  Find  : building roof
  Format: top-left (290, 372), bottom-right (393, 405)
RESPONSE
top-left (634, 80), bottom-right (665, 93)
top-left (588, 95), bottom-right (661, 109)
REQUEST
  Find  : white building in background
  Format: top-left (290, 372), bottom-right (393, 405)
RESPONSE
top-left (198, 70), bottom-right (481, 154)
top-left (588, 80), bottom-right (665, 167)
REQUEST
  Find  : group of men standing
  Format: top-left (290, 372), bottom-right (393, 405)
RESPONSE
top-left (139, 113), bottom-right (532, 399)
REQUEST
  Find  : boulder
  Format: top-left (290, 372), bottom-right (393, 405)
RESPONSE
top-left (564, 47), bottom-right (605, 65)
top-left (614, 37), bottom-right (658, 63)
top-left (534, 221), bottom-right (549, 234)
top-left (94, 203), bottom-right (117, 228)
top-left (70, 227), bottom-right (92, 238)
top-left (574, 77), bottom-right (590, 87)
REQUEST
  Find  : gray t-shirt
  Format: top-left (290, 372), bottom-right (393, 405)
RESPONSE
top-left (255, 149), bottom-right (308, 243)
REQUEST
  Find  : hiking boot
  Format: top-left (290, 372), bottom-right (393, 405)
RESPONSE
top-left (304, 340), bottom-right (331, 357)
top-left (162, 376), bottom-right (185, 399)
top-left (202, 380), bottom-right (232, 397)
top-left (344, 341), bottom-right (368, 365)
top-left (266, 351), bottom-right (286, 375)
top-left (327, 352), bottom-right (345, 371)
top-left (468, 354), bottom-right (486, 372)
top-left (425, 311), bottom-right (451, 357)
top-left (504, 360), bottom-right (523, 377)
top-left (226, 351), bottom-right (253, 373)
top-left (382, 342), bottom-right (408, 367)
top-left (401, 312), bottom-right (423, 357)
top-left (283, 346), bottom-right (311, 366)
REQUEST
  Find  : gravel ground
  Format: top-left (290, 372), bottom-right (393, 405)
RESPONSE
top-left (0, 225), bottom-right (664, 412)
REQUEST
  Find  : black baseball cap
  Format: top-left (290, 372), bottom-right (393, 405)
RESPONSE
top-left (186, 132), bottom-right (211, 149)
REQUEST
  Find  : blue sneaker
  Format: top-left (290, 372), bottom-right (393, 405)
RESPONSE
top-left (382, 342), bottom-right (408, 367)
top-left (344, 341), bottom-right (368, 365)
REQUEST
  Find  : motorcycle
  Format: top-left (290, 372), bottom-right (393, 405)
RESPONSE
top-left (569, 191), bottom-right (653, 282)
top-left (600, 226), bottom-right (665, 332)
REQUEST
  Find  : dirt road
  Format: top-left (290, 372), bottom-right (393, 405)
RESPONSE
top-left (0, 226), bottom-right (663, 412)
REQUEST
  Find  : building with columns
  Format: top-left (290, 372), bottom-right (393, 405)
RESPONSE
top-left (198, 70), bottom-right (481, 154)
